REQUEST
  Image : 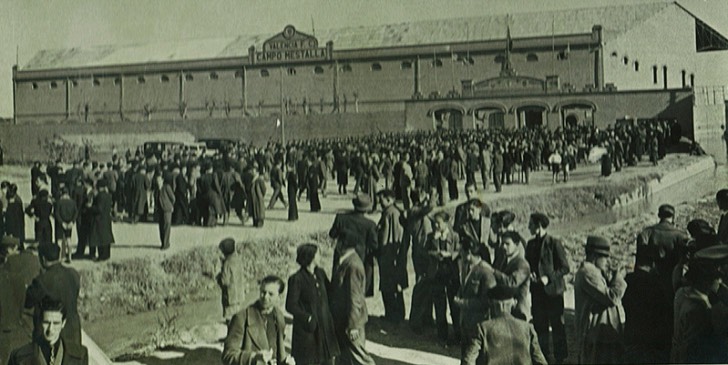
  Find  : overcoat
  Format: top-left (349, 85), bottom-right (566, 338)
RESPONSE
top-left (286, 267), bottom-right (340, 364)
top-left (329, 211), bottom-right (379, 297)
top-left (89, 191), bottom-right (115, 247)
top-left (377, 205), bottom-right (408, 292)
top-left (574, 262), bottom-right (626, 364)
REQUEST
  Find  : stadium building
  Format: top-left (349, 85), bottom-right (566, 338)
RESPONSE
top-left (9, 1), bottom-right (728, 160)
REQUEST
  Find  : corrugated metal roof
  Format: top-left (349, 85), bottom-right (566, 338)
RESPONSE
top-left (22, 2), bottom-right (675, 71)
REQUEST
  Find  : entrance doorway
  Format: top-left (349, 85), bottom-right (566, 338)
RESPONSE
top-left (516, 105), bottom-right (547, 129)
top-left (434, 109), bottom-right (464, 130)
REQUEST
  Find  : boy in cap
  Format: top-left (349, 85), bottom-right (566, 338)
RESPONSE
top-left (217, 238), bottom-right (246, 323)
top-left (574, 236), bottom-right (627, 364)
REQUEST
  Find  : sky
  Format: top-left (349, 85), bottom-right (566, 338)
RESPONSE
top-left (0, 0), bottom-right (727, 118)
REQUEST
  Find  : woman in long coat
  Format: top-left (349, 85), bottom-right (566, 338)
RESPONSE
top-left (286, 162), bottom-right (299, 221)
top-left (286, 244), bottom-right (339, 365)
top-left (246, 166), bottom-right (266, 227)
top-left (306, 157), bottom-right (323, 212)
top-left (4, 184), bottom-right (25, 248)
top-left (89, 181), bottom-right (115, 260)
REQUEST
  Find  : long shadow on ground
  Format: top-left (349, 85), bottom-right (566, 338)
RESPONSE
top-left (126, 346), bottom-right (222, 365)
top-left (365, 316), bottom-right (460, 359)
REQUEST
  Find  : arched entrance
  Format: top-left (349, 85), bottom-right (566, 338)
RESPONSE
top-left (428, 104), bottom-right (466, 130)
top-left (510, 101), bottom-right (550, 129)
top-left (553, 100), bottom-right (598, 127)
top-left (470, 102), bottom-right (508, 129)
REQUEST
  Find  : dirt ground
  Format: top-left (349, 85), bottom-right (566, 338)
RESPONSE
top-left (0, 154), bottom-right (714, 365)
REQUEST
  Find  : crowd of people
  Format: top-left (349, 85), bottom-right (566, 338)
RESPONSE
top-left (3, 119), bottom-right (720, 365)
top-left (214, 183), bottom-right (728, 365)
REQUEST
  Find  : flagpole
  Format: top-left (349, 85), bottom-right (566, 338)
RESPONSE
top-left (280, 67), bottom-right (285, 145)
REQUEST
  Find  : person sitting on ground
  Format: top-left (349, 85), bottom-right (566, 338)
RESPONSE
top-left (7, 297), bottom-right (88, 365)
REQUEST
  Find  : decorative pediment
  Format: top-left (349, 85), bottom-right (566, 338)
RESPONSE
top-left (262, 25), bottom-right (319, 52)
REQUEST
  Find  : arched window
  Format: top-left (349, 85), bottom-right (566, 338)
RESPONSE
top-left (401, 61), bottom-right (412, 69)
top-left (371, 63), bottom-right (382, 71)
top-left (526, 53), bottom-right (538, 62)
top-left (634, 61), bottom-right (639, 71)
top-left (209, 72), bottom-right (219, 80)
top-left (260, 69), bottom-right (270, 77)
top-left (341, 64), bottom-right (352, 72)
top-left (137, 76), bottom-right (146, 84)
top-left (185, 74), bottom-right (194, 81)
top-left (160, 75), bottom-right (170, 83)
top-left (313, 66), bottom-right (324, 74)
top-left (92, 78), bottom-right (101, 86)
top-left (50, 81), bottom-right (58, 89)
top-left (287, 68), bottom-right (296, 75)
top-left (611, 51), bottom-right (618, 57)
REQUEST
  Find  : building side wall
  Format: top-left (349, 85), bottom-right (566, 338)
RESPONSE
top-left (604, 5), bottom-right (697, 91)
top-left (693, 86), bottom-right (727, 164)
top-left (15, 80), bottom-right (66, 119)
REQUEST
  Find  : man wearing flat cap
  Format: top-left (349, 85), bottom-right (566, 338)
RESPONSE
top-left (574, 236), bottom-right (627, 364)
top-left (329, 194), bottom-right (379, 297)
top-left (461, 287), bottom-right (547, 365)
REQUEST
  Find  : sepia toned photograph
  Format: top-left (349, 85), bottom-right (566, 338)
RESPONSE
top-left (1, 0), bottom-right (728, 364)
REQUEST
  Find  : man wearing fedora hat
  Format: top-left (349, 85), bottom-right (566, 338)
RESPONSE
top-left (330, 193), bottom-right (379, 298)
top-left (574, 235), bottom-right (627, 364)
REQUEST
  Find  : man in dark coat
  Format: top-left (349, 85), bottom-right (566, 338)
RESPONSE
top-left (329, 194), bottom-right (379, 298)
top-left (223, 276), bottom-right (293, 365)
top-left (72, 180), bottom-right (94, 259)
top-left (492, 231), bottom-right (531, 321)
top-left (622, 245), bottom-right (670, 363)
top-left (404, 189), bottom-right (434, 330)
top-left (636, 204), bottom-right (689, 293)
top-left (155, 174), bottom-right (175, 250)
top-left (8, 297), bottom-right (88, 365)
top-left (492, 146), bottom-right (504, 193)
top-left (130, 166), bottom-right (150, 223)
top-left (0, 236), bottom-right (34, 365)
top-left (54, 187), bottom-right (78, 263)
top-left (247, 166), bottom-right (267, 228)
top-left (24, 189), bottom-right (53, 245)
top-left (172, 166), bottom-right (190, 225)
top-left (525, 212), bottom-right (569, 363)
top-left (89, 180), bottom-right (114, 261)
top-left (286, 245), bottom-right (339, 365)
top-left (197, 165), bottom-right (218, 227)
top-left (25, 244), bottom-right (82, 346)
top-left (330, 241), bottom-right (376, 365)
top-left (376, 190), bottom-right (408, 322)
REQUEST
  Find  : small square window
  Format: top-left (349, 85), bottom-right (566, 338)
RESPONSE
top-left (32, 83), bottom-right (38, 90)
top-left (314, 66), bottom-right (324, 74)
top-left (137, 76), bottom-right (146, 84)
top-left (401, 61), bottom-right (412, 70)
top-left (209, 72), bottom-right (219, 80)
top-left (341, 64), bottom-right (352, 72)
top-left (234, 71), bottom-right (244, 78)
top-left (50, 81), bottom-right (58, 89)
top-left (160, 75), bottom-right (170, 82)
top-left (287, 68), bottom-right (296, 75)
top-left (260, 69), bottom-right (270, 77)
top-left (93, 79), bottom-right (101, 86)
top-left (371, 63), bottom-right (382, 71)
top-left (114, 77), bottom-right (121, 85)
top-left (185, 74), bottom-right (194, 81)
